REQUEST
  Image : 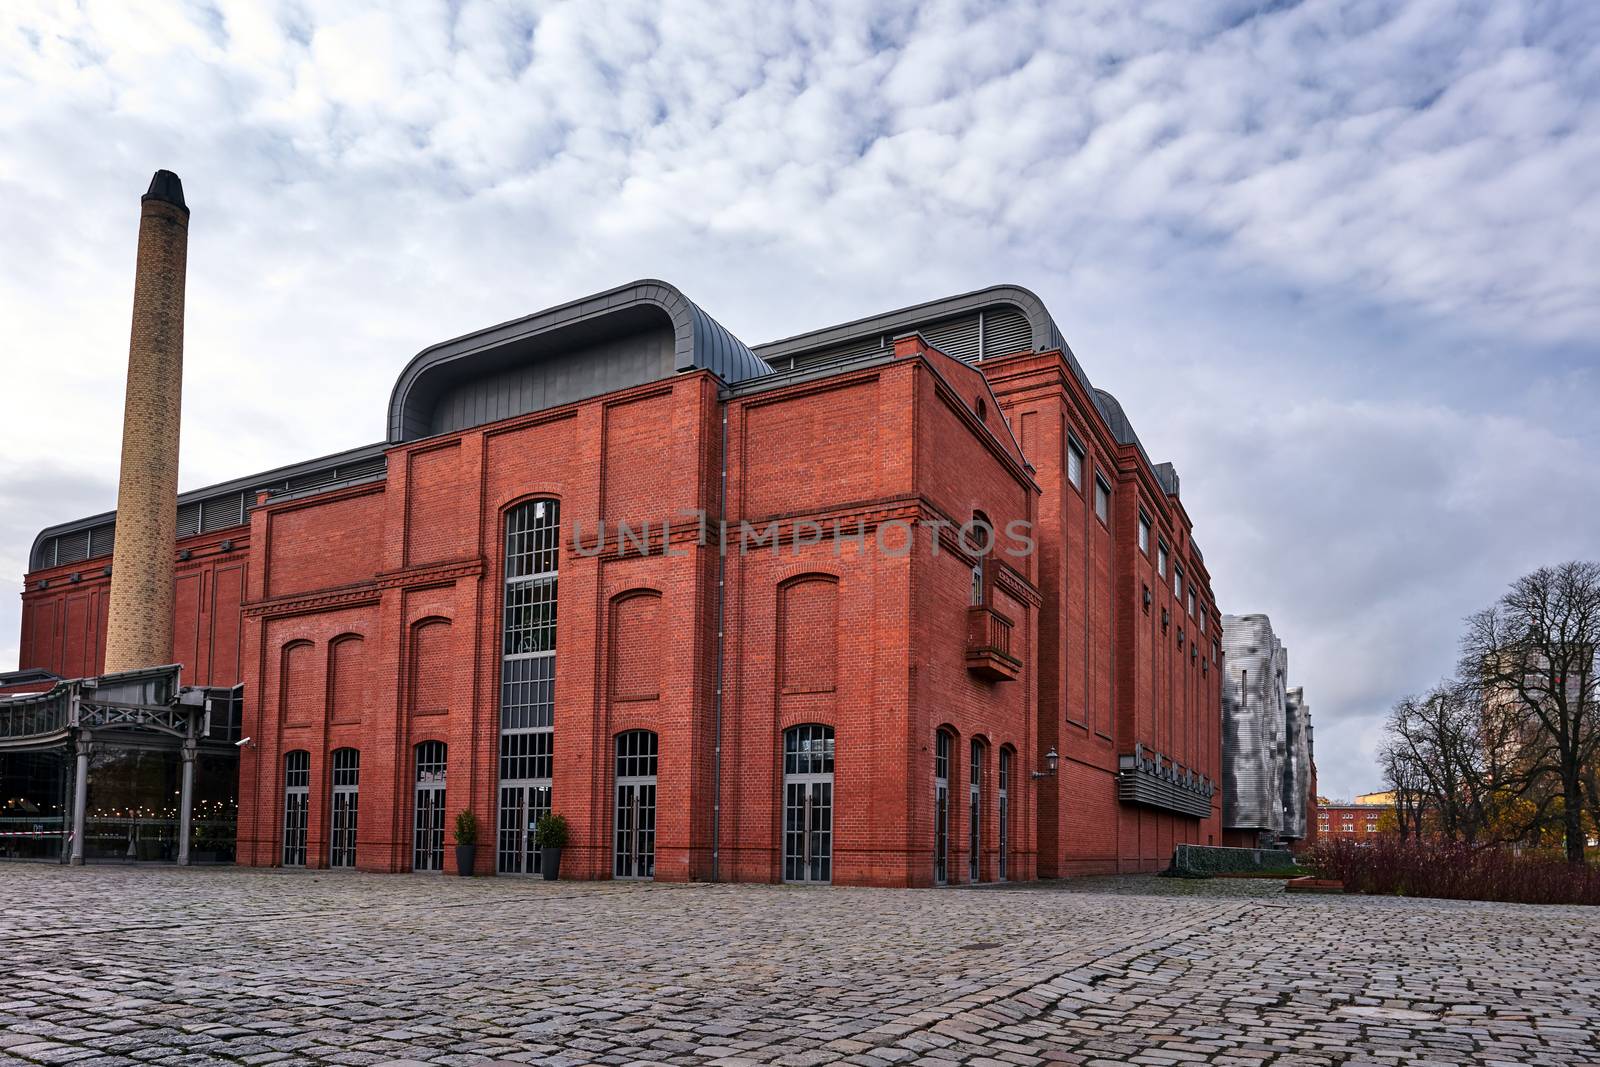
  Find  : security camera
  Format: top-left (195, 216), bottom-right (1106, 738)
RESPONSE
top-left (235, 736), bottom-right (252, 748)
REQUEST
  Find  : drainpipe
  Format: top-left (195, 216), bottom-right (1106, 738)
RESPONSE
top-left (712, 394), bottom-right (728, 882)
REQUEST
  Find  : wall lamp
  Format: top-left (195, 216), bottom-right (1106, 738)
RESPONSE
top-left (1031, 747), bottom-right (1060, 780)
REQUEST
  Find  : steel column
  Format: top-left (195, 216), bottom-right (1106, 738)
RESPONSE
top-left (70, 732), bottom-right (90, 866)
top-left (177, 736), bottom-right (196, 866)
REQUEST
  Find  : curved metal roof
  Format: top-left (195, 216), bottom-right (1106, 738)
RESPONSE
top-left (754, 284), bottom-right (1177, 496)
top-left (386, 279), bottom-right (769, 442)
top-left (755, 282), bottom-right (1067, 365)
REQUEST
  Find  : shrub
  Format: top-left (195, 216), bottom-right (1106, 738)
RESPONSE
top-left (1309, 838), bottom-right (1600, 906)
top-left (453, 810), bottom-right (479, 845)
top-left (534, 812), bottom-right (570, 850)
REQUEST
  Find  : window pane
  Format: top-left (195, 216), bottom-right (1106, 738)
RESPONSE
top-left (1067, 440), bottom-right (1083, 488)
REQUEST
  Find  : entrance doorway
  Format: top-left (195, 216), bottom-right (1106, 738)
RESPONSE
top-left (412, 741), bottom-right (446, 872)
top-left (783, 724), bottom-right (834, 884)
top-left (497, 730), bottom-right (551, 875)
top-left (283, 751), bottom-right (308, 867)
top-left (614, 730), bottom-right (657, 879)
top-left (329, 748), bottom-right (358, 868)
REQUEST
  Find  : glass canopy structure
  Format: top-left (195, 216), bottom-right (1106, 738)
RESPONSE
top-left (0, 665), bottom-right (240, 864)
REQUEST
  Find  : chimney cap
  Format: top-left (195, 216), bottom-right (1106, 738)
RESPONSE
top-left (142, 170), bottom-right (188, 214)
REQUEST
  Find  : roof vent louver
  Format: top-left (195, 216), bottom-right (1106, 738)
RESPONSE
top-left (55, 530), bottom-right (90, 564)
top-left (922, 314), bottom-right (982, 363)
top-left (980, 308), bottom-right (1031, 359)
top-left (199, 494), bottom-right (245, 533)
top-left (336, 457), bottom-right (387, 481)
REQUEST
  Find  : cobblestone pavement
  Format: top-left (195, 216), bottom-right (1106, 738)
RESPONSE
top-left (1, 866), bottom-right (1596, 1067)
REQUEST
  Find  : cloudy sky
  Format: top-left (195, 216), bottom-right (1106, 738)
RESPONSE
top-left (3, 0), bottom-right (1597, 798)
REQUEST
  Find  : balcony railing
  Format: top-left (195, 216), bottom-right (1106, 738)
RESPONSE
top-left (966, 604), bottom-right (1021, 682)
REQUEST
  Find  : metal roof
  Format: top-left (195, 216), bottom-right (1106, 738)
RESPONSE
top-left (28, 441), bottom-right (388, 573)
top-left (753, 283), bottom-right (1175, 497)
top-left (387, 279), bottom-right (769, 442)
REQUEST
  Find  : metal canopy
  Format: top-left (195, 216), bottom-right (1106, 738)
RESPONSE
top-left (0, 664), bottom-right (239, 866)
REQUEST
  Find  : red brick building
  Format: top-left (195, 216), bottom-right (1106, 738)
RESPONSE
top-left (1316, 795), bottom-right (1394, 843)
top-left (17, 280), bottom-right (1223, 885)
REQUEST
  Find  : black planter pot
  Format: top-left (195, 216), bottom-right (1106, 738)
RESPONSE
top-left (541, 846), bottom-right (562, 880)
top-left (454, 843), bottom-right (477, 877)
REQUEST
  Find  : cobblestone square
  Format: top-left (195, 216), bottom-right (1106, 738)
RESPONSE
top-left (1, 865), bottom-right (1596, 1066)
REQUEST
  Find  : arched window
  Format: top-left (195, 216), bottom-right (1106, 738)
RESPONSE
top-left (413, 741), bottom-right (447, 872)
top-left (614, 731), bottom-right (658, 879)
top-left (998, 747), bottom-right (1012, 882)
top-left (934, 729), bottom-right (953, 885)
top-left (783, 724), bottom-right (834, 883)
top-left (329, 748), bottom-right (359, 868)
top-left (282, 751), bottom-right (309, 868)
top-left (969, 738), bottom-right (987, 883)
top-left (498, 498), bottom-right (560, 875)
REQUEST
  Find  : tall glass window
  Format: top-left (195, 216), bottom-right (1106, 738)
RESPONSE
top-left (413, 741), bottom-right (446, 872)
top-left (329, 748), bottom-right (359, 868)
top-left (282, 751), bottom-right (309, 867)
top-left (614, 731), bottom-right (658, 879)
top-left (934, 730), bottom-right (951, 885)
top-left (498, 499), bottom-right (560, 875)
top-left (783, 724), bottom-right (834, 883)
top-left (968, 739), bottom-right (985, 883)
top-left (998, 748), bottom-right (1011, 882)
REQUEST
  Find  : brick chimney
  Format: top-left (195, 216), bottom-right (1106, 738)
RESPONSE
top-left (103, 170), bottom-right (188, 673)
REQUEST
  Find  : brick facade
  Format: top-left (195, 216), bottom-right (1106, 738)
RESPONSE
top-left (18, 281), bottom-right (1223, 886)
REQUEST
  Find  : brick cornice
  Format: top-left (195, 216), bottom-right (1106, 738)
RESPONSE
top-left (242, 585), bottom-right (382, 619)
top-left (244, 558), bottom-right (485, 619)
top-left (374, 558), bottom-right (486, 590)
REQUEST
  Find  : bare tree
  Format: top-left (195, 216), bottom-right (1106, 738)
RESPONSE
top-left (1461, 561), bottom-right (1600, 863)
top-left (1379, 732), bottom-right (1428, 842)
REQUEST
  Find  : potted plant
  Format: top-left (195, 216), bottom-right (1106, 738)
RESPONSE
top-left (453, 810), bottom-right (479, 877)
top-left (535, 812), bottom-right (569, 880)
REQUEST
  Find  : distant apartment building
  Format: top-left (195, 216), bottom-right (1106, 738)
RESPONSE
top-left (1220, 614), bottom-right (1313, 848)
top-left (1316, 797), bottom-right (1393, 843)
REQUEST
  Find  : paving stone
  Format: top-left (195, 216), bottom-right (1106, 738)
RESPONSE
top-left (0, 868), bottom-right (1594, 1065)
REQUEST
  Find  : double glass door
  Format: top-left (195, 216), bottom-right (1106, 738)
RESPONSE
top-left (283, 751), bottom-right (309, 867)
top-left (784, 778), bottom-right (833, 883)
top-left (783, 725), bottom-right (834, 883)
top-left (413, 741), bottom-right (446, 873)
top-left (614, 731), bottom-right (657, 879)
top-left (497, 783), bottom-right (551, 875)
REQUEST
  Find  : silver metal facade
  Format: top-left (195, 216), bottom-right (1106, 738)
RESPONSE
top-left (1220, 614), bottom-right (1287, 835)
top-left (1283, 688), bottom-right (1312, 840)
top-left (1221, 614), bottom-right (1313, 840)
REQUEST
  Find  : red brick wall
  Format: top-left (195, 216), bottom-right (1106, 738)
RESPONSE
top-left (19, 339), bottom-right (1216, 885)
top-left (20, 529), bottom-right (248, 686)
top-left (985, 350), bottom-right (1223, 875)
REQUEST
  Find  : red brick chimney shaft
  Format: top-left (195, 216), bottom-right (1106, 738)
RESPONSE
top-left (104, 171), bottom-right (188, 674)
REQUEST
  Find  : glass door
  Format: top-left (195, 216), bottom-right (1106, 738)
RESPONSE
top-left (783, 725), bottom-right (834, 884)
top-left (614, 731), bottom-right (658, 879)
top-left (329, 749), bottom-right (358, 868)
top-left (413, 742), bottom-right (446, 872)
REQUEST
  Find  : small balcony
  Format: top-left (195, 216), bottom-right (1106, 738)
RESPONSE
top-left (966, 603), bottom-right (1021, 682)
